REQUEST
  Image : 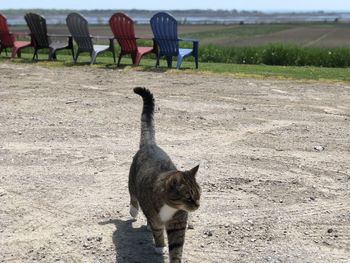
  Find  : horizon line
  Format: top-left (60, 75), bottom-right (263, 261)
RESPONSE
top-left (1, 8), bottom-right (350, 13)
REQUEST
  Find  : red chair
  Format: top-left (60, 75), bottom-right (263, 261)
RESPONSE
top-left (109, 13), bottom-right (156, 66)
top-left (0, 14), bottom-right (32, 58)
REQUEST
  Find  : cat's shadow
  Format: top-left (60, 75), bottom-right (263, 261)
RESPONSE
top-left (99, 219), bottom-right (165, 263)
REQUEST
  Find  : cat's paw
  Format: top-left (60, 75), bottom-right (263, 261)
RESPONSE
top-left (154, 246), bottom-right (167, 255)
top-left (129, 205), bottom-right (139, 219)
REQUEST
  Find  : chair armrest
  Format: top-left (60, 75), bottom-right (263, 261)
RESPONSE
top-left (179, 38), bottom-right (199, 54)
top-left (92, 35), bottom-right (115, 46)
top-left (47, 34), bottom-right (73, 48)
top-left (135, 35), bottom-right (154, 40)
top-left (48, 34), bottom-right (71, 37)
top-left (11, 32), bottom-right (30, 37)
top-left (179, 38), bottom-right (199, 43)
top-left (93, 35), bottom-right (114, 40)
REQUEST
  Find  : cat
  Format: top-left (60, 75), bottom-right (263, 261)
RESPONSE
top-left (129, 87), bottom-right (201, 263)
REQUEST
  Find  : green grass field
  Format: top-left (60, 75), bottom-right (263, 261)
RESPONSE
top-left (1, 52), bottom-right (349, 82)
top-left (2, 22), bottom-right (350, 81)
top-left (9, 22), bottom-right (350, 48)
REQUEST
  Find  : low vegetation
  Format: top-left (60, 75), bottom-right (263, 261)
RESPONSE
top-left (2, 22), bottom-right (350, 81)
top-left (198, 44), bottom-right (350, 68)
top-left (1, 51), bottom-right (349, 82)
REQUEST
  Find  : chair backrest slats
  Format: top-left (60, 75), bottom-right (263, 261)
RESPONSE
top-left (66, 13), bottom-right (93, 52)
top-left (0, 14), bottom-right (15, 47)
top-left (24, 13), bottom-right (50, 48)
top-left (150, 12), bottom-right (179, 56)
top-left (109, 13), bottom-right (137, 53)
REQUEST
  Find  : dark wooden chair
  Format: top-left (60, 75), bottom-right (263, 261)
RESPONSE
top-left (109, 12), bottom-right (156, 66)
top-left (24, 13), bottom-right (73, 61)
top-left (150, 12), bottom-right (199, 69)
top-left (66, 12), bottom-right (116, 64)
top-left (0, 14), bottom-right (32, 58)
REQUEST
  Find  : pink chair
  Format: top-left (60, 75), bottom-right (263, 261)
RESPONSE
top-left (0, 14), bottom-right (32, 58)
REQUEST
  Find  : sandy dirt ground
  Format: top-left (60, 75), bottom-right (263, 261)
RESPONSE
top-left (0, 62), bottom-right (349, 263)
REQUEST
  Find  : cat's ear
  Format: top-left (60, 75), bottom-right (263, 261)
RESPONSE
top-left (188, 165), bottom-right (199, 177)
top-left (167, 172), bottom-right (182, 189)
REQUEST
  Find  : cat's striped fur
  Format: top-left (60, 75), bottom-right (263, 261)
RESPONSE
top-left (129, 87), bottom-right (201, 263)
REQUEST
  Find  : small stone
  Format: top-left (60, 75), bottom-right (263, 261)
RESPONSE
top-left (327, 228), bottom-right (333, 233)
top-left (243, 107), bottom-right (246, 111)
top-left (250, 238), bottom-right (256, 242)
top-left (314, 145), bottom-right (325, 152)
top-left (187, 224), bottom-right (194, 230)
top-left (279, 199), bottom-right (283, 203)
top-left (96, 236), bottom-right (102, 242)
top-left (204, 230), bottom-right (213, 237)
top-left (228, 230), bottom-right (232, 235)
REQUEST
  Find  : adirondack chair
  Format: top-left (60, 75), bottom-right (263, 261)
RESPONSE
top-left (66, 13), bottom-right (116, 64)
top-left (24, 13), bottom-right (73, 61)
top-left (109, 12), bottom-right (156, 66)
top-left (150, 12), bottom-right (199, 69)
top-left (0, 14), bottom-right (31, 58)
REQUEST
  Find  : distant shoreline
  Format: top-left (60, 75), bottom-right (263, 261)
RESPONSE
top-left (1, 9), bottom-right (350, 25)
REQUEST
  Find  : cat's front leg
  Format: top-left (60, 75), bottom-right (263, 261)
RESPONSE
top-left (149, 221), bottom-right (166, 254)
top-left (166, 219), bottom-right (187, 263)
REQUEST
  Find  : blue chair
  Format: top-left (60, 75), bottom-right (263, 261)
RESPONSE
top-left (150, 12), bottom-right (199, 69)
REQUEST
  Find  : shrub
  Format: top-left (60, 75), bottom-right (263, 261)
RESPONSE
top-left (198, 44), bottom-right (350, 68)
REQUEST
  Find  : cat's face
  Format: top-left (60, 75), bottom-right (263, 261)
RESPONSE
top-left (166, 165), bottom-right (201, 212)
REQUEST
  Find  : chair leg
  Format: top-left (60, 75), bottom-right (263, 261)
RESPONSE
top-left (117, 53), bottom-right (123, 67)
top-left (134, 52), bottom-right (143, 66)
top-left (48, 50), bottom-right (52, 60)
top-left (74, 50), bottom-right (80, 64)
top-left (71, 47), bottom-right (75, 63)
top-left (91, 51), bottom-right (97, 65)
top-left (11, 47), bottom-right (18, 58)
top-left (195, 55), bottom-right (199, 69)
top-left (166, 56), bottom-right (173, 68)
top-left (112, 49), bottom-right (116, 63)
top-left (32, 49), bottom-right (38, 61)
top-left (155, 54), bottom-right (160, 67)
top-left (176, 55), bottom-right (184, 69)
top-left (130, 53), bottom-right (136, 65)
top-left (48, 48), bottom-right (55, 60)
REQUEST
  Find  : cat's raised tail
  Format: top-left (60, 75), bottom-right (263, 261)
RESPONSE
top-left (134, 87), bottom-right (156, 147)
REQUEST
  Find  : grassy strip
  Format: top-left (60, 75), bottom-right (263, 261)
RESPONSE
top-left (1, 52), bottom-right (350, 82)
top-left (196, 44), bottom-right (350, 68)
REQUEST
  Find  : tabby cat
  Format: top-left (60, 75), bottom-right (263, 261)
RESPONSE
top-left (129, 87), bottom-right (201, 263)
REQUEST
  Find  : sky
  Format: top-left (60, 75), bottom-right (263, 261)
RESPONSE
top-left (1, 0), bottom-right (349, 12)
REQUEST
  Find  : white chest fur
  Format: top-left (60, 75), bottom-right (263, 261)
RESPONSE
top-left (159, 204), bottom-right (178, 222)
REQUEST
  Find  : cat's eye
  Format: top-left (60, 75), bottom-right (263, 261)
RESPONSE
top-left (185, 193), bottom-right (191, 200)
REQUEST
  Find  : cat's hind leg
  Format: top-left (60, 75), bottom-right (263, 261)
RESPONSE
top-left (129, 196), bottom-right (139, 219)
